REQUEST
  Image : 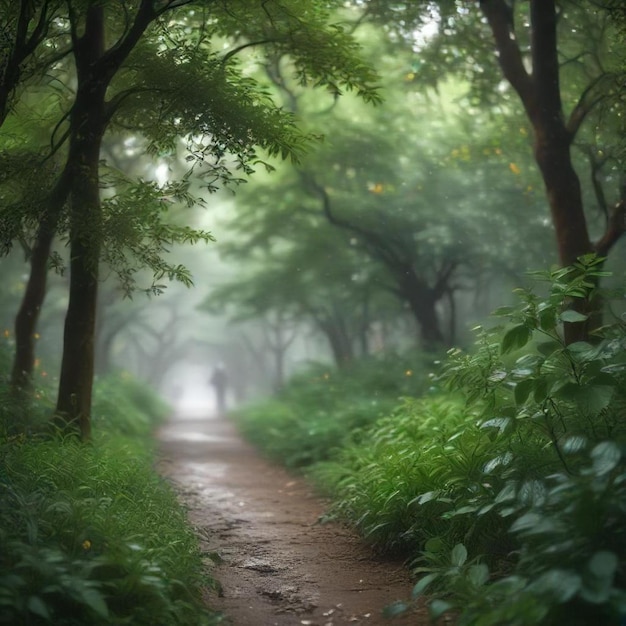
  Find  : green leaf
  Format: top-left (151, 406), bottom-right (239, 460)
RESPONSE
top-left (538, 307), bottom-right (557, 331)
top-left (467, 563), bottom-right (489, 587)
top-left (532, 377), bottom-right (549, 403)
top-left (501, 325), bottom-right (532, 354)
top-left (428, 599), bottom-right (453, 620)
top-left (27, 596), bottom-right (50, 620)
top-left (492, 306), bottom-right (515, 317)
top-left (588, 551), bottom-right (618, 580)
top-left (590, 441), bottom-right (621, 476)
top-left (562, 435), bottom-right (587, 454)
top-left (560, 309), bottom-right (589, 323)
top-left (537, 340), bottom-right (562, 357)
top-left (450, 544), bottom-right (468, 567)
top-left (531, 569), bottom-right (581, 602)
top-left (480, 417), bottom-right (512, 434)
top-left (383, 601), bottom-right (409, 617)
top-left (424, 537), bottom-right (445, 554)
top-left (412, 573), bottom-right (438, 598)
top-left (495, 482), bottom-right (517, 504)
top-left (553, 382), bottom-right (614, 414)
top-left (514, 378), bottom-right (534, 405)
top-left (80, 589), bottom-right (109, 618)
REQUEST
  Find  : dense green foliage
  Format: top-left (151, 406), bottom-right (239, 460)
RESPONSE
top-left (234, 352), bottom-right (437, 467)
top-left (0, 353), bottom-right (219, 625)
top-left (235, 259), bottom-right (626, 625)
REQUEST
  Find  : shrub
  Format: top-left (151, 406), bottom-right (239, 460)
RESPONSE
top-left (234, 351), bottom-right (437, 467)
top-left (0, 372), bottom-right (220, 625)
top-left (313, 256), bottom-right (626, 625)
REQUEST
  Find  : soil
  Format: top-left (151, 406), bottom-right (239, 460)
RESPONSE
top-left (157, 412), bottom-right (430, 626)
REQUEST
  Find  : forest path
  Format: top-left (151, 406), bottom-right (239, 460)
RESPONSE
top-left (157, 412), bottom-right (427, 626)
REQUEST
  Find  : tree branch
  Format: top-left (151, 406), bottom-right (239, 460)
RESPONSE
top-left (479, 0), bottom-right (537, 120)
top-left (594, 186), bottom-right (626, 257)
top-left (566, 73), bottom-right (616, 140)
top-left (298, 170), bottom-right (406, 272)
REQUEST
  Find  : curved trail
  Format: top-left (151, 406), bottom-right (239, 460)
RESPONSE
top-left (157, 413), bottom-right (426, 625)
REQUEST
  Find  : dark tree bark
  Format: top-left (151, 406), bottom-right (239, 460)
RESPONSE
top-left (54, 2), bottom-right (155, 437)
top-left (10, 170), bottom-right (73, 390)
top-left (300, 172), bottom-right (453, 350)
top-left (480, 0), bottom-right (626, 342)
top-left (319, 317), bottom-right (355, 368)
top-left (54, 8), bottom-right (107, 437)
top-left (400, 272), bottom-right (444, 350)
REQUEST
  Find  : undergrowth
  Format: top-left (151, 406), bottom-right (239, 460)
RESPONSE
top-left (233, 351), bottom-right (437, 467)
top-left (237, 255), bottom-right (626, 625)
top-left (0, 354), bottom-right (221, 625)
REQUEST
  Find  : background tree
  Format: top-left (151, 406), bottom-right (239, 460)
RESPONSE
top-left (1, 0), bottom-right (380, 438)
top-left (206, 33), bottom-right (555, 354)
top-left (358, 0), bottom-right (626, 342)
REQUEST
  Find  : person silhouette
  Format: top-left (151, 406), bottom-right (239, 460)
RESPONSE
top-left (210, 363), bottom-right (229, 414)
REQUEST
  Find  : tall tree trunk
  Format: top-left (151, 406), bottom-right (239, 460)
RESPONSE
top-left (480, 0), bottom-right (612, 344)
top-left (400, 271), bottom-right (444, 349)
top-left (321, 319), bottom-right (354, 368)
top-left (11, 169), bottom-right (73, 390)
top-left (54, 7), bottom-right (107, 438)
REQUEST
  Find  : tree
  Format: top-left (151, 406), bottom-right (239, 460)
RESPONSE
top-left (211, 41), bottom-right (555, 351)
top-left (358, 0), bottom-right (626, 342)
top-left (2, 0), bottom-right (379, 438)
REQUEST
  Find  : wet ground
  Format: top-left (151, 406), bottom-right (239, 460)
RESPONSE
top-left (157, 413), bottom-right (429, 626)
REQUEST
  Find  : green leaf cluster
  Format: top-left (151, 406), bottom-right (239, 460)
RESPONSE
top-left (0, 367), bottom-right (220, 625)
top-left (233, 353), bottom-right (435, 467)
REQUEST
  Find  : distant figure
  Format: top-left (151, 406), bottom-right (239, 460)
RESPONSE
top-left (210, 363), bottom-right (229, 414)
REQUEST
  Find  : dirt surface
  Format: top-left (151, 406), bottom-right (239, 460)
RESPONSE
top-left (157, 412), bottom-right (429, 626)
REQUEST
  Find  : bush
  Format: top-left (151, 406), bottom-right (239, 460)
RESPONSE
top-left (234, 351), bottom-right (437, 467)
top-left (0, 372), bottom-right (220, 625)
top-left (313, 256), bottom-right (626, 625)
top-left (92, 370), bottom-right (171, 437)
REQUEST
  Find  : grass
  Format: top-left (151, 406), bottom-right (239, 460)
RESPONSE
top-left (0, 348), bottom-right (221, 625)
top-left (233, 351), bottom-right (439, 467)
top-left (231, 259), bottom-right (626, 625)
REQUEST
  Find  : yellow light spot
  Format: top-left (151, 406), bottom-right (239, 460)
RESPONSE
top-left (494, 147), bottom-right (502, 155)
top-left (34, 358), bottom-right (41, 368)
top-left (82, 540), bottom-right (91, 550)
top-left (509, 162), bottom-right (521, 175)
top-left (404, 72), bottom-right (415, 81)
top-left (41, 371), bottom-right (47, 377)
top-left (405, 370), bottom-right (413, 377)
top-left (323, 373), bottom-right (330, 380)
top-left (33, 333), bottom-right (40, 339)
top-left (370, 183), bottom-right (384, 194)
top-left (3, 329), bottom-right (9, 338)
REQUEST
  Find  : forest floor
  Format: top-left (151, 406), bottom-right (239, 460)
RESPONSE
top-left (157, 412), bottom-right (430, 626)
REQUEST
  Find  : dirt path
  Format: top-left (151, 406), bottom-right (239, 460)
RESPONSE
top-left (157, 413), bottom-right (427, 626)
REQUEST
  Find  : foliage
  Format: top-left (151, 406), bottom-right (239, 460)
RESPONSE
top-left (92, 370), bottom-right (171, 437)
top-left (0, 369), bottom-right (219, 625)
top-left (233, 352), bottom-right (435, 467)
top-left (249, 256), bottom-right (625, 625)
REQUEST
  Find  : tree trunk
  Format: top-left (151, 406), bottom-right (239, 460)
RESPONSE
top-left (400, 271), bottom-right (444, 349)
top-left (481, 0), bottom-right (602, 344)
top-left (321, 320), bottom-right (354, 368)
top-left (11, 170), bottom-right (73, 391)
top-left (55, 153), bottom-right (104, 438)
top-left (54, 7), bottom-right (107, 438)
